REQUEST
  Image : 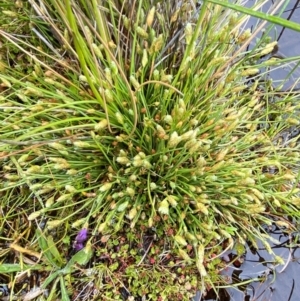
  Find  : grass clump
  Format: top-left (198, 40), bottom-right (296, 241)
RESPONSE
top-left (1, 0), bottom-right (300, 300)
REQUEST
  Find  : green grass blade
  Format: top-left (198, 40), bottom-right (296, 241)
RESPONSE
top-left (206, 0), bottom-right (300, 31)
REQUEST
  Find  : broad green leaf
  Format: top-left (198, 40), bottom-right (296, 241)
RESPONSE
top-left (36, 229), bottom-right (62, 268)
top-left (47, 235), bottom-right (65, 267)
top-left (63, 240), bottom-right (94, 274)
top-left (0, 264), bottom-right (43, 273)
top-left (41, 270), bottom-right (61, 289)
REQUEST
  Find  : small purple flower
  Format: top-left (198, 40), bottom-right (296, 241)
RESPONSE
top-left (76, 228), bottom-right (88, 243)
top-left (73, 228), bottom-right (88, 251)
top-left (74, 242), bottom-right (84, 251)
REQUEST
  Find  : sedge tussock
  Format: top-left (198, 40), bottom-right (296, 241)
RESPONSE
top-left (1, 0), bottom-right (300, 300)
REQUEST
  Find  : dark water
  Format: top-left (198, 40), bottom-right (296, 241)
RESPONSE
top-left (245, 0), bottom-right (300, 90)
top-left (221, 230), bottom-right (300, 301)
top-left (193, 228), bottom-right (300, 301)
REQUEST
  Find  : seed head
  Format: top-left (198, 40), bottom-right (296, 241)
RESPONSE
top-left (115, 112), bottom-right (124, 125)
top-left (136, 26), bottom-right (148, 39)
top-left (127, 207), bottom-right (137, 220)
top-left (98, 222), bottom-right (107, 233)
top-left (185, 232), bottom-right (197, 242)
top-left (178, 248), bottom-right (192, 262)
top-left (117, 201), bottom-right (129, 212)
top-left (116, 157), bottom-right (130, 165)
top-left (25, 165), bottom-right (42, 174)
top-left (146, 6), bottom-right (155, 27)
top-left (156, 124), bottom-right (167, 139)
top-left (168, 131), bottom-right (181, 148)
top-left (237, 177), bottom-right (255, 186)
top-left (174, 235), bottom-right (188, 246)
top-left (126, 187), bottom-right (135, 197)
top-left (188, 141), bottom-right (202, 154)
top-left (17, 154), bottom-right (30, 163)
top-left (47, 219), bottom-right (64, 230)
top-left (95, 119), bottom-right (108, 131)
top-left (65, 185), bottom-right (77, 193)
top-left (143, 160), bottom-right (152, 169)
top-left (28, 209), bottom-right (46, 220)
top-left (56, 193), bottom-right (73, 203)
top-left (66, 169), bottom-right (78, 175)
top-left (92, 43), bottom-right (104, 60)
top-left (73, 141), bottom-right (91, 148)
top-left (132, 158), bottom-right (143, 167)
top-left (72, 218), bottom-right (86, 228)
top-left (185, 23), bottom-right (193, 45)
top-left (4, 174), bottom-right (19, 181)
top-left (45, 196), bottom-right (55, 208)
top-left (163, 115), bottom-right (173, 125)
top-left (195, 203), bottom-right (208, 215)
top-left (130, 75), bottom-right (140, 90)
top-left (142, 49), bottom-right (148, 67)
top-left (158, 199), bottom-right (169, 215)
top-left (180, 130), bottom-right (194, 141)
top-left (150, 182), bottom-right (157, 190)
top-left (166, 195), bottom-right (178, 207)
top-left (241, 68), bottom-right (260, 76)
top-left (110, 61), bottom-right (118, 75)
top-left (99, 182), bottom-right (113, 192)
top-left (150, 35), bottom-right (164, 53)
